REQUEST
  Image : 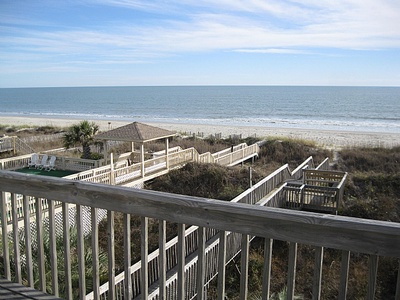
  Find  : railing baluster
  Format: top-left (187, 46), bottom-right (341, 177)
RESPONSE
top-left (141, 216), bottom-right (149, 299)
top-left (196, 226), bottom-right (206, 300)
top-left (76, 205), bottom-right (86, 300)
top-left (367, 255), bottom-right (379, 300)
top-left (108, 210), bottom-right (116, 300)
top-left (63, 202), bottom-right (73, 299)
top-left (240, 234), bottom-right (250, 300)
top-left (262, 238), bottom-right (273, 300)
top-left (48, 199), bottom-right (59, 296)
top-left (287, 242), bottom-right (298, 299)
top-left (35, 197), bottom-right (46, 292)
top-left (124, 213), bottom-right (132, 299)
top-left (177, 223), bottom-right (185, 300)
top-left (396, 260), bottom-right (400, 300)
top-left (11, 193), bottom-right (21, 283)
top-left (0, 191), bottom-right (11, 280)
top-left (92, 207), bottom-right (100, 299)
top-left (312, 246), bottom-right (324, 300)
top-left (217, 230), bottom-right (227, 300)
top-left (159, 220), bottom-right (166, 299)
top-left (339, 250), bottom-right (350, 299)
top-left (23, 195), bottom-right (34, 287)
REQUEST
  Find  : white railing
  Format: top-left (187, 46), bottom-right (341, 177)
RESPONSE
top-left (0, 153), bottom-right (103, 171)
top-left (67, 143), bottom-right (260, 186)
top-left (1, 143), bottom-right (260, 229)
top-left (1, 169), bottom-right (399, 300)
top-left (91, 157), bottom-right (316, 299)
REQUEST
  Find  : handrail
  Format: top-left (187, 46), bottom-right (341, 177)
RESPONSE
top-left (1, 165), bottom-right (399, 299)
top-left (2, 170), bottom-right (398, 256)
top-left (88, 157), bottom-right (344, 299)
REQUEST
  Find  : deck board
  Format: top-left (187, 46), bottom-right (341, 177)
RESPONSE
top-left (0, 278), bottom-right (62, 300)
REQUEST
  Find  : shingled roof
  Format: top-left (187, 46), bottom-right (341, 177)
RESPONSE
top-left (94, 122), bottom-right (176, 143)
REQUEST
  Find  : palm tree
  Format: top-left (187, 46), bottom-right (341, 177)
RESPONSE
top-left (63, 120), bottom-right (99, 159)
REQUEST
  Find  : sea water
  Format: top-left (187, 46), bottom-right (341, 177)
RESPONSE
top-left (0, 86), bottom-right (399, 133)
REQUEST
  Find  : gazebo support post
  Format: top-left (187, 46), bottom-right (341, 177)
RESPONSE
top-left (103, 140), bottom-right (108, 165)
top-left (165, 138), bottom-right (169, 170)
top-left (140, 143), bottom-right (145, 178)
top-left (131, 142), bottom-right (134, 152)
top-left (110, 153), bottom-right (115, 185)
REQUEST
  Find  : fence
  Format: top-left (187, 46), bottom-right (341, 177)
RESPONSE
top-left (0, 170), bottom-right (399, 300)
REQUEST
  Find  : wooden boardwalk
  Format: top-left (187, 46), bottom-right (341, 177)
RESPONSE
top-left (1, 163), bottom-right (399, 300)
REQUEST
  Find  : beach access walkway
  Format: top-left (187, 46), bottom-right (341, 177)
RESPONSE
top-left (1, 152), bottom-right (397, 300)
top-left (64, 142), bottom-right (260, 187)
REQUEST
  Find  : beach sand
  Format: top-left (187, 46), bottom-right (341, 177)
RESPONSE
top-left (1, 116), bottom-right (399, 149)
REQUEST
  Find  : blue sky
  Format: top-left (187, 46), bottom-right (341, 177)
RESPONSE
top-left (1, 0), bottom-right (399, 87)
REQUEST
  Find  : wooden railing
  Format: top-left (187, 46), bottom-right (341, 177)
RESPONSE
top-left (88, 157), bottom-right (344, 299)
top-left (256, 160), bottom-right (347, 214)
top-left (231, 156), bottom-right (314, 206)
top-left (65, 143), bottom-right (259, 186)
top-left (0, 143), bottom-right (260, 232)
top-left (0, 136), bottom-right (36, 155)
top-left (0, 153), bottom-right (103, 171)
top-left (0, 170), bottom-right (399, 300)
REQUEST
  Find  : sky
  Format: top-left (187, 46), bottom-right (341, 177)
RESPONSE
top-left (1, 0), bottom-right (400, 88)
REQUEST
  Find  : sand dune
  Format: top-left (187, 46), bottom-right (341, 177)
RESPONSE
top-left (1, 116), bottom-right (399, 149)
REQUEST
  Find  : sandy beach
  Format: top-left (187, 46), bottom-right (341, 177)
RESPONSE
top-left (1, 116), bottom-right (400, 149)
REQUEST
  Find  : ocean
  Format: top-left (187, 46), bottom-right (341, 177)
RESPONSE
top-left (0, 86), bottom-right (399, 133)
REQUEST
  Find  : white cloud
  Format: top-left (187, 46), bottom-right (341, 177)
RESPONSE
top-left (1, 0), bottom-right (399, 71)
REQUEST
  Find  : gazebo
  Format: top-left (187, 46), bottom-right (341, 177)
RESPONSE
top-left (94, 122), bottom-right (176, 177)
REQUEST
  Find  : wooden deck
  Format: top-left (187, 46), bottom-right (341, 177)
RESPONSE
top-left (0, 278), bottom-right (62, 300)
top-left (1, 155), bottom-right (399, 299)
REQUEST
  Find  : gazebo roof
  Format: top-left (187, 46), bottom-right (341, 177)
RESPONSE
top-left (94, 122), bottom-right (176, 143)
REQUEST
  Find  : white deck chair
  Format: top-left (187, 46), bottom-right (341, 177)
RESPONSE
top-left (44, 156), bottom-right (56, 171)
top-left (36, 154), bottom-right (48, 169)
top-left (28, 153), bottom-right (39, 168)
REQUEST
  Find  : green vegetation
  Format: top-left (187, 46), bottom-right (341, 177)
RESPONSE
top-left (338, 146), bottom-right (400, 222)
top-left (62, 120), bottom-right (100, 159)
top-left (1, 226), bottom-right (108, 299)
top-left (144, 138), bottom-right (398, 299)
top-left (2, 127), bottom-right (398, 299)
top-left (0, 124), bottom-right (63, 136)
top-left (147, 162), bottom-right (264, 200)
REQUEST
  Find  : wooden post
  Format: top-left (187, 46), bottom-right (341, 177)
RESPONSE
top-left (165, 138), bottom-right (169, 170)
top-left (312, 247), bottom-right (324, 300)
top-left (36, 197), bottom-right (46, 292)
top-left (124, 214), bottom-right (132, 299)
top-left (92, 207), bottom-right (100, 300)
top-left (0, 192), bottom-right (11, 280)
top-left (11, 194), bottom-right (21, 283)
top-left (197, 227), bottom-right (206, 300)
top-left (140, 143), bottom-right (145, 178)
top-left (131, 142), bottom-right (134, 152)
top-left (262, 238), bottom-right (273, 300)
top-left (240, 234), bottom-right (249, 299)
top-left (76, 205), bottom-right (86, 299)
top-left (13, 136), bottom-right (16, 155)
top-left (107, 211), bottom-right (115, 300)
top-left (159, 220), bottom-right (167, 299)
top-left (110, 153), bottom-right (115, 185)
top-left (103, 140), bottom-right (108, 165)
top-left (217, 231), bottom-right (227, 300)
top-left (287, 242), bottom-right (298, 299)
top-left (249, 167), bottom-right (252, 188)
top-left (23, 196), bottom-right (34, 288)
top-left (177, 223), bottom-right (185, 299)
top-left (339, 250), bottom-right (350, 299)
top-left (367, 255), bottom-right (379, 300)
top-left (141, 217), bottom-right (149, 299)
